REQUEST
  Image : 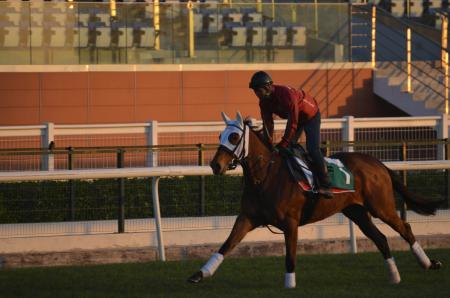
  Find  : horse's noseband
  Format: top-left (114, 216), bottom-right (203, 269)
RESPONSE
top-left (228, 158), bottom-right (239, 170)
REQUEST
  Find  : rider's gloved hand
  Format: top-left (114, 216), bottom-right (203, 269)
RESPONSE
top-left (274, 143), bottom-right (290, 158)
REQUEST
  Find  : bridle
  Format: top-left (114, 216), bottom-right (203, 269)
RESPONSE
top-left (219, 121), bottom-right (275, 187)
top-left (219, 122), bottom-right (249, 170)
top-left (218, 115), bottom-right (280, 235)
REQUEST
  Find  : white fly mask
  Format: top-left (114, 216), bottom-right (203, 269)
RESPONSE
top-left (219, 112), bottom-right (249, 160)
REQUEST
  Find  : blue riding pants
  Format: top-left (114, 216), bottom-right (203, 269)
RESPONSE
top-left (291, 111), bottom-right (330, 186)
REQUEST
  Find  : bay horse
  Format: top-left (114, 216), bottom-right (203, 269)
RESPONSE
top-left (188, 112), bottom-right (442, 288)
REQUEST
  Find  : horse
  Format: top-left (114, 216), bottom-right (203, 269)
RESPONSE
top-left (188, 112), bottom-right (442, 288)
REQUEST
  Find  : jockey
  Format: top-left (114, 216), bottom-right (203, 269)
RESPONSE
top-left (249, 71), bottom-right (333, 198)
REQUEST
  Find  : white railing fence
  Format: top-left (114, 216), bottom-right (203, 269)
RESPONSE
top-left (0, 114), bottom-right (449, 170)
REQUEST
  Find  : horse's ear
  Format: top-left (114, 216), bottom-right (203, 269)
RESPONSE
top-left (236, 111), bottom-right (243, 126)
top-left (221, 112), bottom-right (231, 124)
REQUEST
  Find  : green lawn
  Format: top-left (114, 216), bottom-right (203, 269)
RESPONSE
top-left (0, 249), bottom-right (448, 298)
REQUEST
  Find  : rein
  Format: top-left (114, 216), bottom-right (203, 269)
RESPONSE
top-left (222, 121), bottom-right (284, 235)
top-left (232, 124), bottom-right (276, 189)
top-left (241, 152), bottom-right (276, 188)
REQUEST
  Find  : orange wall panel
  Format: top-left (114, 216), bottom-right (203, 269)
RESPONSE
top-left (88, 106), bottom-right (135, 123)
top-left (227, 70), bottom-right (254, 87)
top-left (40, 106), bottom-right (88, 124)
top-left (224, 103), bottom-right (260, 120)
top-left (1, 107), bottom-right (40, 125)
top-left (183, 104), bottom-right (226, 121)
top-left (90, 89), bottom-right (135, 106)
top-left (136, 89), bottom-right (181, 105)
top-left (0, 73), bottom-right (39, 90)
top-left (182, 87), bottom-right (226, 105)
top-left (136, 72), bottom-right (181, 89)
top-left (41, 89), bottom-right (87, 107)
top-left (0, 66), bottom-right (400, 125)
top-left (0, 90), bottom-right (40, 107)
top-left (182, 71), bottom-right (226, 88)
top-left (227, 88), bottom-right (256, 104)
top-left (135, 104), bottom-right (181, 122)
top-left (41, 73), bottom-right (88, 90)
top-left (89, 72), bottom-right (135, 89)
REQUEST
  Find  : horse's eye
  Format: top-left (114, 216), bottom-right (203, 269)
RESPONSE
top-left (228, 133), bottom-right (240, 145)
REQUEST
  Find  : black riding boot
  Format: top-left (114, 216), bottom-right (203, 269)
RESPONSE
top-left (315, 164), bottom-right (333, 199)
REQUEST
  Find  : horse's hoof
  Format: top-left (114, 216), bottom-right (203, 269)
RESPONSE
top-left (187, 271), bottom-right (203, 283)
top-left (430, 259), bottom-right (442, 270)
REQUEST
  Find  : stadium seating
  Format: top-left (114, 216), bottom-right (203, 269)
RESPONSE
top-left (0, 0), bottom-right (309, 52)
top-left (2, 27), bottom-right (20, 47)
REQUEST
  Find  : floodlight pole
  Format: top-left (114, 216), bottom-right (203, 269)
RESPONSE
top-left (291, 4), bottom-right (297, 24)
top-left (187, 1), bottom-right (195, 58)
top-left (154, 0), bottom-right (160, 50)
top-left (314, 0), bottom-right (318, 38)
top-left (442, 14), bottom-right (448, 70)
top-left (446, 52), bottom-right (449, 115)
top-left (371, 5), bottom-right (376, 69)
top-left (110, 0), bottom-right (116, 17)
top-left (406, 27), bottom-right (412, 93)
top-left (257, 0), bottom-right (262, 13)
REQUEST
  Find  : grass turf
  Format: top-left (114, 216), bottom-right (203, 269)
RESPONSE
top-left (0, 249), bottom-right (448, 298)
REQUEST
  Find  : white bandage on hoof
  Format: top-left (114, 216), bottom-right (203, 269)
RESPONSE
top-left (200, 253), bottom-right (224, 278)
top-left (411, 242), bottom-right (431, 269)
top-left (284, 272), bottom-right (296, 289)
top-left (385, 258), bottom-right (401, 284)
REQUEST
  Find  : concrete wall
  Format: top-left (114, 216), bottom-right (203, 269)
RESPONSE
top-left (0, 63), bottom-right (406, 126)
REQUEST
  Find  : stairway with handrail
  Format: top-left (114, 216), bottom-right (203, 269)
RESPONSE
top-left (373, 60), bottom-right (446, 116)
top-left (361, 4), bottom-right (448, 116)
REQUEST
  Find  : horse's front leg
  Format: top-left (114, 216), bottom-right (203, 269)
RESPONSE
top-left (188, 213), bottom-right (256, 283)
top-left (284, 217), bottom-right (299, 289)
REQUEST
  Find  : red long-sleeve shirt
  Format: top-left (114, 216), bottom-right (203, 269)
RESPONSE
top-left (259, 85), bottom-right (319, 147)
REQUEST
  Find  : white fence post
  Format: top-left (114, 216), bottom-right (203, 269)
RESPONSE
top-left (41, 122), bottom-right (54, 171)
top-left (152, 176), bottom-right (166, 261)
top-left (342, 116), bottom-right (357, 254)
top-left (147, 120), bottom-right (158, 167)
top-left (437, 113), bottom-right (449, 160)
top-left (342, 115), bottom-right (354, 153)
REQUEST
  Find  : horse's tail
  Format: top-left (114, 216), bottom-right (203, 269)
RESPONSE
top-left (386, 167), bottom-right (443, 216)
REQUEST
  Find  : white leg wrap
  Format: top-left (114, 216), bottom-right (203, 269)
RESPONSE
top-left (385, 258), bottom-right (401, 284)
top-left (411, 241), bottom-right (431, 269)
top-left (284, 272), bottom-right (296, 289)
top-left (200, 253), bottom-right (224, 278)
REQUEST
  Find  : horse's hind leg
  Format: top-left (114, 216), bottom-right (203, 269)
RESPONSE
top-left (342, 204), bottom-right (401, 284)
top-left (372, 206), bottom-right (441, 270)
top-left (187, 213), bottom-right (256, 283)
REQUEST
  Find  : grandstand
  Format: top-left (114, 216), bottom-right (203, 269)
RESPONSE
top-left (0, 0), bottom-right (347, 64)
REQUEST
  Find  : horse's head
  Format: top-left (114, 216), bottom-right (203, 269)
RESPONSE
top-left (210, 112), bottom-right (249, 175)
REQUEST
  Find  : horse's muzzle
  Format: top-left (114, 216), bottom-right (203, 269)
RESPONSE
top-left (210, 160), bottom-right (223, 175)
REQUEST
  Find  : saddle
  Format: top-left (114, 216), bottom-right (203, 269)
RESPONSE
top-left (284, 144), bottom-right (355, 195)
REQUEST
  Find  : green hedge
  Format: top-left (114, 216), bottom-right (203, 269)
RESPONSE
top-left (0, 176), bottom-right (243, 224)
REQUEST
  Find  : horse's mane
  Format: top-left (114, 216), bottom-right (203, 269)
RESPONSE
top-left (243, 118), bottom-right (273, 150)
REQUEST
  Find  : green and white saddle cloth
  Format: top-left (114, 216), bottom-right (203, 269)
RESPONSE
top-left (292, 156), bottom-right (355, 194)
